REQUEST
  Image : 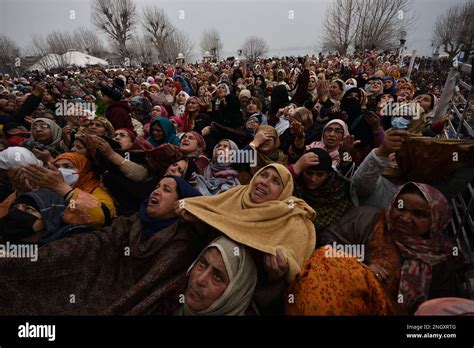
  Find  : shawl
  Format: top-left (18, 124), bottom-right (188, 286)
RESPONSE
top-left (251, 125), bottom-right (288, 175)
top-left (386, 182), bottom-right (453, 312)
top-left (0, 216), bottom-right (207, 315)
top-left (147, 117), bottom-right (180, 147)
top-left (54, 153), bottom-right (101, 194)
top-left (181, 163), bottom-right (316, 282)
top-left (176, 236), bottom-right (257, 316)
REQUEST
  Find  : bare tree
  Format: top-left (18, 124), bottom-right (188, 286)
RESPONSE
top-left (321, 0), bottom-right (357, 54)
top-left (241, 36), bottom-right (268, 61)
top-left (142, 6), bottom-right (175, 63)
top-left (130, 35), bottom-right (156, 66)
top-left (31, 31), bottom-right (76, 69)
top-left (321, 0), bottom-right (413, 53)
top-left (162, 29), bottom-right (195, 63)
top-left (0, 34), bottom-right (21, 75)
top-left (91, 0), bottom-right (137, 60)
top-left (433, 1), bottom-right (474, 59)
top-left (200, 28), bottom-right (223, 59)
top-left (71, 27), bottom-right (108, 59)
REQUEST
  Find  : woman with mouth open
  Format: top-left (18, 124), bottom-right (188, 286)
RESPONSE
top-left (0, 175), bottom-right (209, 315)
top-left (176, 163), bottom-right (316, 314)
top-left (286, 182), bottom-right (466, 315)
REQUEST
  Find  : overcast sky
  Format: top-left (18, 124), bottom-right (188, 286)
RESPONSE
top-left (0, 0), bottom-right (468, 59)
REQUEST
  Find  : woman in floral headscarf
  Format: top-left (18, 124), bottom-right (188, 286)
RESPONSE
top-left (286, 182), bottom-right (466, 315)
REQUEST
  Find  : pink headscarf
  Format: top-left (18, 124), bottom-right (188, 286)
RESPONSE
top-left (305, 119), bottom-right (350, 168)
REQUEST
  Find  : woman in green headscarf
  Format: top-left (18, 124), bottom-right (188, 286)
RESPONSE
top-left (147, 117), bottom-right (180, 148)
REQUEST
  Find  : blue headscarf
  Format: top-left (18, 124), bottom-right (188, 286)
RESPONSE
top-left (147, 117), bottom-right (180, 147)
top-left (382, 76), bottom-right (398, 96)
top-left (139, 175), bottom-right (201, 237)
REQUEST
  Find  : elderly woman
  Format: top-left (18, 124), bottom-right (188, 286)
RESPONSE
top-left (178, 163), bottom-right (316, 293)
top-left (191, 139), bottom-right (241, 196)
top-left (177, 236), bottom-right (258, 316)
top-left (0, 189), bottom-right (92, 246)
top-left (21, 118), bottom-right (68, 159)
top-left (287, 182), bottom-right (465, 315)
top-left (172, 90), bottom-right (190, 117)
top-left (0, 176), bottom-right (208, 315)
top-left (22, 153), bottom-right (116, 228)
top-left (304, 119), bottom-right (350, 169)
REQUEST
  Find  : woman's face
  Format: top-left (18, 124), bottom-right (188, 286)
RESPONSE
top-left (217, 85), bottom-right (227, 99)
top-left (323, 123), bottom-right (344, 149)
top-left (89, 120), bottom-right (107, 136)
top-left (257, 132), bottom-right (275, 154)
top-left (186, 98), bottom-right (200, 113)
top-left (329, 82), bottom-right (342, 97)
top-left (249, 167), bottom-right (284, 203)
top-left (32, 121), bottom-right (52, 144)
top-left (417, 94), bottom-right (433, 112)
top-left (14, 203), bottom-right (44, 233)
top-left (308, 77), bottom-right (317, 91)
top-left (303, 169), bottom-right (329, 190)
top-left (151, 106), bottom-right (162, 118)
top-left (180, 132), bottom-right (199, 154)
top-left (246, 99), bottom-right (259, 114)
top-left (383, 79), bottom-right (393, 90)
top-left (113, 130), bottom-right (134, 150)
top-left (390, 192), bottom-right (432, 237)
top-left (213, 140), bottom-right (231, 162)
top-left (151, 122), bottom-right (164, 141)
top-left (165, 159), bottom-right (188, 177)
top-left (54, 158), bottom-right (77, 171)
top-left (146, 177), bottom-right (179, 219)
top-left (369, 80), bottom-right (383, 93)
top-left (177, 92), bottom-right (188, 105)
top-left (198, 86), bottom-right (207, 97)
top-left (71, 140), bottom-right (87, 155)
top-left (185, 247), bottom-right (230, 312)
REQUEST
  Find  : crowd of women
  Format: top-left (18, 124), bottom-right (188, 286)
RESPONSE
top-left (0, 49), bottom-right (473, 316)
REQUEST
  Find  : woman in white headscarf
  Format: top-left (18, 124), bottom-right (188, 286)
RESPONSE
top-left (177, 235), bottom-right (258, 316)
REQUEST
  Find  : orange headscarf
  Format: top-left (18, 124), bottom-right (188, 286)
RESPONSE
top-left (54, 153), bottom-right (101, 194)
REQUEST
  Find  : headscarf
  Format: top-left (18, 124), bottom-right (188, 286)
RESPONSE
top-left (139, 175), bottom-right (201, 238)
top-left (305, 119), bottom-right (349, 168)
top-left (382, 76), bottom-right (398, 95)
top-left (14, 190), bottom-right (87, 246)
top-left (91, 116), bottom-right (115, 137)
top-left (268, 85), bottom-right (290, 117)
top-left (331, 79), bottom-right (346, 101)
top-left (181, 131), bottom-right (206, 159)
top-left (130, 96), bottom-right (152, 123)
top-left (0, 147), bottom-right (42, 169)
top-left (170, 116), bottom-right (184, 133)
top-left (386, 182), bottom-right (453, 312)
top-left (216, 94), bottom-right (244, 129)
top-left (181, 163), bottom-right (317, 282)
top-left (181, 96), bottom-right (202, 132)
top-left (215, 82), bottom-right (230, 106)
top-left (29, 118), bottom-right (62, 146)
top-left (192, 139), bottom-right (241, 196)
top-left (54, 153), bottom-right (101, 194)
top-left (294, 148), bottom-right (353, 231)
top-left (147, 117), bottom-right (180, 147)
top-left (177, 236), bottom-right (257, 316)
top-left (252, 125), bottom-right (288, 174)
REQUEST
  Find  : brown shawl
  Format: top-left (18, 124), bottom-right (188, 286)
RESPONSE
top-left (0, 215), bottom-right (207, 315)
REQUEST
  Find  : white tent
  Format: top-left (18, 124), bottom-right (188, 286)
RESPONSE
top-left (27, 53), bottom-right (62, 71)
top-left (62, 50), bottom-right (109, 68)
top-left (27, 50), bottom-right (108, 71)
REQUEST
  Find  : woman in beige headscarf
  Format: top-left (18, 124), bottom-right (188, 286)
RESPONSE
top-left (248, 125), bottom-right (288, 175)
top-left (177, 236), bottom-right (258, 316)
top-left (178, 163), bottom-right (316, 283)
